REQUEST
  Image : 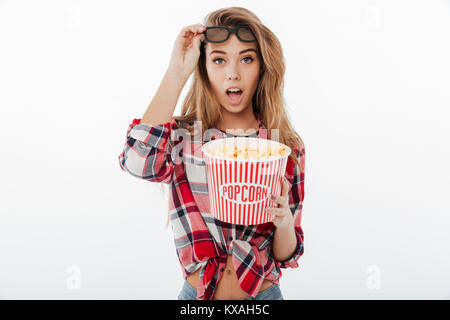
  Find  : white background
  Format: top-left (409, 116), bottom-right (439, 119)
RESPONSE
top-left (1, 0), bottom-right (449, 299)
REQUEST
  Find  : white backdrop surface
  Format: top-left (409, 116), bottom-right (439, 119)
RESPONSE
top-left (0, 0), bottom-right (449, 299)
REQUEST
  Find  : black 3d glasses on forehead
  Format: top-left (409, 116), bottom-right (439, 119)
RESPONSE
top-left (202, 25), bottom-right (257, 43)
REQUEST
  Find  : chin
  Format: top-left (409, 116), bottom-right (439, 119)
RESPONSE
top-left (223, 106), bottom-right (244, 113)
top-left (221, 101), bottom-right (248, 114)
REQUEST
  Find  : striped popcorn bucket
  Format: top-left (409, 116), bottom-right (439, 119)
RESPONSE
top-left (201, 137), bottom-right (291, 225)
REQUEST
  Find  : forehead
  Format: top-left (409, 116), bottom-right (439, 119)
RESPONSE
top-left (206, 36), bottom-right (259, 55)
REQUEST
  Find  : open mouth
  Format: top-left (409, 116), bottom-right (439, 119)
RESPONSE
top-left (225, 89), bottom-right (243, 105)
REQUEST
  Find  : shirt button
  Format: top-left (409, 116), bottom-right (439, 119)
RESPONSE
top-left (229, 237), bottom-right (233, 241)
top-left (220, 267), bottom-right (224, 272)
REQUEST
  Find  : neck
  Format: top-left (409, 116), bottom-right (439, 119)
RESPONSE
top-left (216, 106), bottom-right (259, 134)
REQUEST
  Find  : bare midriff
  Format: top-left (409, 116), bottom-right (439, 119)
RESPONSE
top-left (186, 254), bottom-right (274, 300)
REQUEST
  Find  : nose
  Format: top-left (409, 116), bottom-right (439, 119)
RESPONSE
top-left (227, 72), bottom-right (239, 80)
top-left (226, 62), bottom-right (240, 80)
top-left (225, 59), bottom-right (242, 79)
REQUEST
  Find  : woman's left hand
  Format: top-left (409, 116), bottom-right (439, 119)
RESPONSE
top-left (268, 175), bottom-right (294, 229)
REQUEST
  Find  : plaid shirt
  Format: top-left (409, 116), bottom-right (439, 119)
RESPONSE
top-left (118, 114), bottom-right (305, 300)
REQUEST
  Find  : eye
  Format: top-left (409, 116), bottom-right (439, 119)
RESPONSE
top-left (212, 56), bottom-right (254, 65)
top-left (213, 58), bottom-right (225, 64)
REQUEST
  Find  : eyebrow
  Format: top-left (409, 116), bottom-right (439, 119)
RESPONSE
top-left (209, 48), bottom-right (258, 56)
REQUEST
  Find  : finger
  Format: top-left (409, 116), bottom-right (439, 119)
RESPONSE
top-left (277, 175), bottom-right (284, 198)
top-left (281, 175), bottom-right (289, 196)
top-left (184, 24), bottom-right (206, 35)
top-left (196, 24), bottom-right (206, 32)
top-left (270, 194), bottom-right (288, 207)
top-left (183, 32), bottom-right (204, 48)
top-left (193, 32), bottom-right (205, 48)
top-left (182, 30), bottom-right (200, 40)
top-left (267, 207), bottom-right (286, 217)
top-left (196, 32), bottom-right (205, 42)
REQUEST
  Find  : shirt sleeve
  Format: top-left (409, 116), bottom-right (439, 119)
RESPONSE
top-left (118, 118), bottom-right (182, 184)
top-left (277, 145), bottom-right (305, 269)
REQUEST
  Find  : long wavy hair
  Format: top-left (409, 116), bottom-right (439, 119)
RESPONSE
top-left (174, 7), bottom-right (304, 168)
top-left (162, 6), bottom-right (305, 227)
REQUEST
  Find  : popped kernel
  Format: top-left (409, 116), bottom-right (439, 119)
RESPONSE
top-left (207, 144), bottom-right (289, 159)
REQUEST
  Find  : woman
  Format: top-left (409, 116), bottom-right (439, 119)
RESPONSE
top-left (118, 7), bottom-right (306, 300)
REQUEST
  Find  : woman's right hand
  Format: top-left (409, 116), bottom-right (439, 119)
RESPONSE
top-left (168, 24), bottom-right (206, 78)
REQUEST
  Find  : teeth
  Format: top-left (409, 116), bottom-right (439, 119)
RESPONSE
top-left (227, 88), bottom-right (241, 92)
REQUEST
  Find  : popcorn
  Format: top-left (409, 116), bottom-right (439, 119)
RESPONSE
top-left (206, 144), bottom-right (289, 160)
top-left (201, 137), bottom-right (291, 225)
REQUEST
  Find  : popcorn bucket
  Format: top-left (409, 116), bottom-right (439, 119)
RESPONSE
top-left (201, 137), bottom-right (291, 225)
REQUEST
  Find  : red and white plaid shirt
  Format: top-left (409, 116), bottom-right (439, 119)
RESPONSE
top-left (118, 114), bottom-right (305, 300)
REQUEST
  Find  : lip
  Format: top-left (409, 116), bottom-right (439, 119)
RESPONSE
top-left (226, 86), bottom-right (243, 91)
top-left (225, 89), bottom-right (244, 105)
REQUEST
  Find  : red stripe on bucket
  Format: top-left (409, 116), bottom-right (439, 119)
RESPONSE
top-left (223, 159), bottom-right (226, 222)
top-left (244, 162), bottom-right (250, 225)
top-left (220, 158), bottom-right (224, 222)
top-left (249, 162), bottom-right (254, 225)
top-left (214, 158), bottom-right (220, 221)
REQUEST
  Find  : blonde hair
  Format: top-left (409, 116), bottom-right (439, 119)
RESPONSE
top-left (162, 6), bottom-right (305, 228)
